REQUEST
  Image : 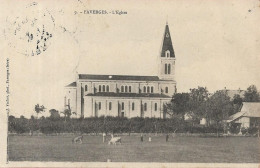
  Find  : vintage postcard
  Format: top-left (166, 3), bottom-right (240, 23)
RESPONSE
top-left (0, 0), bottom-right (260, 167)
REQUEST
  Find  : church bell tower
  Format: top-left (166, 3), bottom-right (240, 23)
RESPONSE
top-left (158, 23), bottom-right (176, 80)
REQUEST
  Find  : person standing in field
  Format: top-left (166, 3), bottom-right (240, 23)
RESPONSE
top-left (166, 133), bottom-right (169, 142)
top-left (103, 132), bottom-right (106, 143)
top-left (148, 136), bottom-right (152, 142)
top-left (29, 130), bottom-right (32, 136)
top-left (140, 134), bottom-right (143, 142)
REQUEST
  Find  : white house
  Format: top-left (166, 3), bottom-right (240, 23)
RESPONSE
top-left (226, 102), bottom-right (260, 128)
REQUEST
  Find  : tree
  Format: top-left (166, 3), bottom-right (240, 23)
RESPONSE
top-left (49, 109), bottom-right (60, 120)
top-left (233, 94), bottom-right (243, 113)
top-left (30, 115), bottom-right (35, 120)
top-left (206, 91), bottom-right (234, 136)
top-left (233, 94), bottom-right (243, 105)
top-left (60, 109), bottom-right (71, 122)
top-left (34, 104), bottom-right (46, 118)
top-left (244, 85), bottom-right (260, 102)
top-left (60, 105), bottom-right (76, 122)
top-left (20, 115), bottom-right (26, 119)
top-left (165, 87), bottom-right (209, 125)
top-left (9, 115), bottom-right (15, 121)
top-left (40, 116), bottom-right (46, 120)
top-left (28, 114), bottom-right (38, 134)
top-left (166, 93), bottom-right (190, 120)
top-left (8, 115), bottom-right (16, 133)
top-left (188, 87), bottom-right (209, 124)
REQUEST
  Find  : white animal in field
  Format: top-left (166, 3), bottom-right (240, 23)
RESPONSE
top-left (72, 135), bottom-right (83, 144)
top-left (108, 137), bottom-right (122, 145)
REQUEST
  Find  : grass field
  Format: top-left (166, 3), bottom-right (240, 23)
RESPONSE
top-left (8, 134), bottom-right (260, 162)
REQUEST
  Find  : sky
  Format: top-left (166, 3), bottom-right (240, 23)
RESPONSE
top-left (1, 0), bottom-right (260, 118)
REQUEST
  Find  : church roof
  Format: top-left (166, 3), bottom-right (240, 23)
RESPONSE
top-left (161, 24), bottom-right (175, 58)
top-left (86, 92), bottom-right (171, 98)
top-left (79, 74), bottom-right (162, 81)
top-left (65, 82), bottom-right (77, 87)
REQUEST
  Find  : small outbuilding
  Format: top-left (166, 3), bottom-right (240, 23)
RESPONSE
top-left (226, 102), bottom-right (260, 128)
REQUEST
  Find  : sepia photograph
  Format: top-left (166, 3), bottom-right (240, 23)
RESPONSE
top-left (0, 0), bottom-right (260, 167)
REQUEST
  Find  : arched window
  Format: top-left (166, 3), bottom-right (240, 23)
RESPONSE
top-left (165, 87), bottom-right (168, 93)
top-left (125, 86), bottom-right (128, 92)
top-left (85, 85), bottom-right (88, 91)
top-left (151, 86), bottom-right (154, 93)
top-left (129, 86), bottom-right (132, 93)
top-left (165, 64), bottom-right (167, 74)
top-left (143, 86), bottom-right (146, 93)
top-left (168, 64), bottom-right (171, 74)
top-left (103, 85), bottom-right (105, 92)
top-left (165, 50), bottom-right (170, 57)
top-left (144, 103), bottom-right (147, 111)
top-left (132, 102), bottom-right (135, 110)
top-left (68, 99), bottom-right (70, 106)
top-left (106, 85), bottom-right (109, 92)
top-left (154, 103), bottom-right (157, 111)
top-left (147, 86), bottom-right (150, 93)
top-left (121, 86), bottom-right (124, 92)
top-left (99, 85), bottom-right (101, 92)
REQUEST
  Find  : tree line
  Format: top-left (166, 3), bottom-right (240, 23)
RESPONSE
top-left (165, 85), bottom-right (260, 128)
top-left (8, 85), bottom-right (260, 135)
top-left (9, 115), bottom-right (227, 135)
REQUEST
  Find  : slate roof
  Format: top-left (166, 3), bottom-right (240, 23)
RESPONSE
top-left (79, 74), bottom-right (162, 81)
top-left (221, 89), bottom-right (245, 99)
top-left (226, 102), bottom-right (260, 122)
top-left (65, 82), bottom-right (77, 87)
top-left (160, 24), bottom-right (175, 58)
top-left (86, 92), bottom-right (171, 98)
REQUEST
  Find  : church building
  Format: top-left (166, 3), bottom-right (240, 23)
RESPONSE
top-left (65, 23), bottom-right (177, 118)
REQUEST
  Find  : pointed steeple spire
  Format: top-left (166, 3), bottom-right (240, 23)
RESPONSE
top-left (161, 23), bottom-right (175, 58)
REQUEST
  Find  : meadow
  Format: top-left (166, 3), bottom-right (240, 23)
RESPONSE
top-left (8, 134), bottom-right (260, 162)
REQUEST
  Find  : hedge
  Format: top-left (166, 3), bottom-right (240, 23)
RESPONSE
top-left (9, 116), bottom-right (228, 134)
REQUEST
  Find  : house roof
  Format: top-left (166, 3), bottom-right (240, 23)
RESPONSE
top-left (240, 102), bottom-right (260, 117)
top-left (221, 89), bottom-right (245, 99)
top-left (65, 82), bottom-right (77, 87)
top-left (226, 102), bottom-right (260, 122)
top-left (226, 111), bottom-right (246, 122)
top-left (86, 92), bottom-right (171, 98)
top-left (78, 74), bottom-right (168, 81)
